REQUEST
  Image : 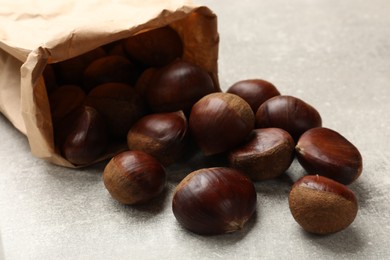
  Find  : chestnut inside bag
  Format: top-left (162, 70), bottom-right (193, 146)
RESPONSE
top-left (0, 0), bottom-right (219, 167)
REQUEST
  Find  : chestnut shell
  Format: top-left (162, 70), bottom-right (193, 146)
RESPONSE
top-left (289, 175), bottom-right (358, 235)
top-left (172, 167), bottom-right (257, 235)
top-left (103, 151), bottom-right (166, 205)
top-left (85, 83), bottom-right (145, 139)
top-left (227, 79), bottom-right (280, 113)
top-left (256, 95), bottom-right (322, 142)
top-left (189, 92), bottom-right (255, 155)
top-left (124, 26), bottom-right (183, 67)
top-left (296, 127), bottom-right (363, 185)
top-left (127, 111), bottom-right (188, 165)
top-left (83, 55), bottom-right (139, 92)
top-left (146, 59), bottom-right (215, 114)
top-left (62, 106), bottom-right (108, 165)
top-left (228, 128), bottom-right (295, 181)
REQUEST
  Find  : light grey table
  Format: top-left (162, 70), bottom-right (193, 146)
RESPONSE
top-left (1, 0), bottom-right (390, 259)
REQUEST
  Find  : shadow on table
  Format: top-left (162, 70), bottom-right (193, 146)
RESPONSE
top-left (97, 180), bottom-right (171, 220)
top-left (301, 225), bottom-right (365, 254)
top-left (173, 209), bottom-right (260, 246)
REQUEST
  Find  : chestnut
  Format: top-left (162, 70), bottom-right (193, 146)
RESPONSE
top-left (255, 95), bottom-right (322, 142)
top-left (62, 106), bottom-right (108, 165)
top-left (228, 128), bottom-right (295, 181)
top-left (85, 83), bottom-right (145, 139)
top-left (83, 55), bottom-right (140, 92)
top-left (103, 151), bottom-right (166, 205)
top-left (134, 67), bottom-right (158, 105)
top-left (124, 26), bottom-right (183, 67)
top-left (189, 92), bottom-right (255, 155)
top-left (49, 85), bottom-right (86, 124)
top-left (146, 59), bottom-right (215, 114)
top-left (127, 111), bottom-right (188, 165)
top-left (288, 175), bottom-right (358, 235)
top-left (296, 127), bottom-right (363, 185)
top-left (55, 47), bottom-right (106, 85)
top-left (227, 79), bottom-right (280, 113)
top-left (172, 167), bottom-right (257, 235)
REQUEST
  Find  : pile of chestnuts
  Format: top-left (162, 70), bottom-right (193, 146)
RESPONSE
top-left (44, 25), bottom-right (363, 237)
top-left (46, 25), bottom-right (218, 165)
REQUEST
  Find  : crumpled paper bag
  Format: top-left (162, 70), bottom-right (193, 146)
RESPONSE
top-left (0, 0), bottom-right (219, 167)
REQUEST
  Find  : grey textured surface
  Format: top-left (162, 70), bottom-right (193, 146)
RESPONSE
top-left (1, 0), bottom-right (390, 259)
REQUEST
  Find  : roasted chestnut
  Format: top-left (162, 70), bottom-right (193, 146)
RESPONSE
top-left (127, 111), bottom-right (188, 165)
top-left (255, 95), bottom-right (322, 142)
top-left (124, 25), bottom-right (183, 67)
top-left (172, 167), bottom-right (257, 235)
top-left (227, 79), bottom-right (280, 113)
top-left (189, 92), bottom-right (255, 155)
top-left (289, 175), bottom-right (358, 235)
top-left (83, 55), bottom-right (140, 92)
top-left (61, 106), bottom-right (108, 165)
top-left (296, 127), bottom-right (363, 185)
top-left (85, 83), bottom-right (145, 139)
top-left (146, 59), bottom-right (215, 114)
top-left (103, 151), bottom-right (166, 205)
top-left (228, 128), bottom-right (295, 181)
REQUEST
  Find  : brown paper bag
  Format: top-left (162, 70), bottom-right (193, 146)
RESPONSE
top-left (0, 0), bottom-right (219, 167)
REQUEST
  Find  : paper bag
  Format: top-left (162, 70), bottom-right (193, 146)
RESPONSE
top-left (0, 0), bottom-right (219, 167)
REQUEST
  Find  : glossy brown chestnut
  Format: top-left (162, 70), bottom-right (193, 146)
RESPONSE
top-left (255, 95), bottom-right (322, 142)
top-left (296, 127), bottom-right (363, 185)
top-left (289, 175), bottom-right (358, 235)
top-left (228, 128), bottom-right (295, 181)
top-left (62, 106), bottom-right (108, 165)
top-left (103, 151), bottom-right (166, 205)
top-left (124, 26), bottom-right (183, 67)
top-left (172, 167), bottom-right (257, 235)
top-left (85, 83), bottom-right (145, 139)
top-left (49, 85), bottom-right (86, 124)
top-left (189, 92), bottom-right (255, 155)
top-left (227, 79), bottom-right (280, 113)
top-left (83, 55), bottom-right (140, 92)
top-left (55, 47), bottom-right (106, 85)
top-left (127, 111), bottom-right (188, 165)
top-left (146, 59), bottom-right (215, 114)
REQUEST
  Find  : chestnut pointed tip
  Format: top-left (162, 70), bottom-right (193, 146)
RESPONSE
top-left (295, 144), bottom-right (304, 154)
top-left (225, 220), bottom-right (246, 233)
